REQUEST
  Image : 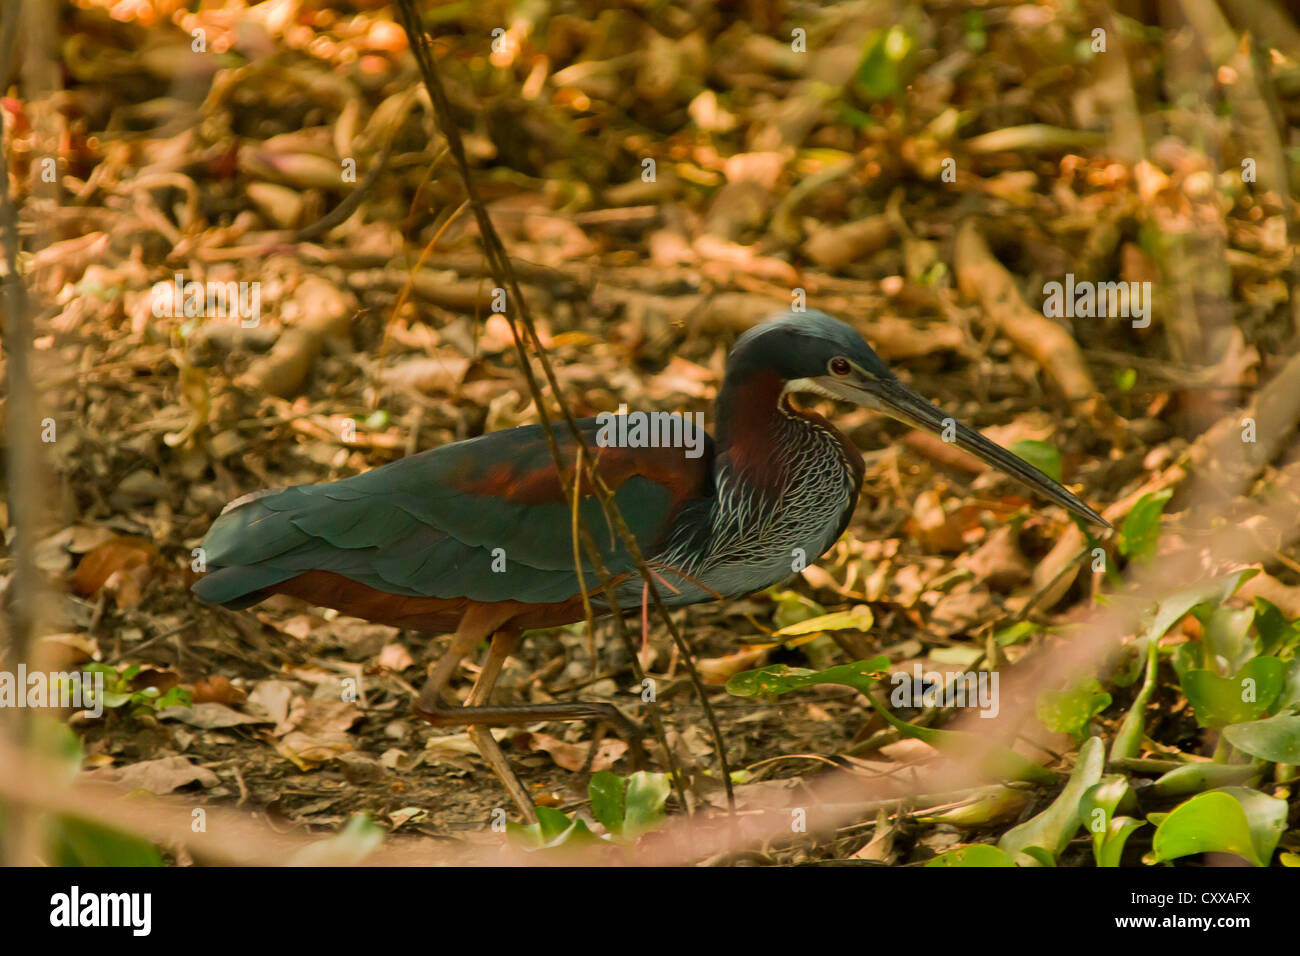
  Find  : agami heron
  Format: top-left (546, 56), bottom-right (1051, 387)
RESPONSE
top-left (194, 311), bottom-right (1107, 816)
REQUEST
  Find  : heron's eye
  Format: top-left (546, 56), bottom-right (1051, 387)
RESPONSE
top-left (829, 357), bottom-right (852, 376)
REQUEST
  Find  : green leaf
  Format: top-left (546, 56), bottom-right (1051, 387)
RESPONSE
top-left (725, 658), bottom-right (890, 700)
top-left (1181, 657), bottom-right (1286, 728)
top-left (588, 770), bottom-right (626, 836)
top-left (871, 699), bottom-right (1056, 784)
top-left (1114, 368), bottom-right (1137, 392)
top-left (1151, 789), bottom-right (1286, 866)
top-left (1109, 636), bottom-right (1158, 764)
top-left (1277, 658), bottom-right (1300, 711)
top-left (289, 813), bottom-right (384, 866)
top-left (624, 772), bottom-right (671, 835)
top-left (1118, 491), bottom-right (1172, 561)
top-left (1036, 678), bottom-right (1111, 740)
top-left (1151, 792), bottom-right (1258, 865)
top-left (926, 844), bottom-right (1015, 867)
top-left (994, 621), bottom-right (1037, 647)
top-left (766, 588), bottom-right (827, 631)
top-left (1079, 775), bottom-right (1139, 866)
top-left (1170, 641), bottom-right (1202, 682)
top-left (1096, 817), bottom-right (1145, 868)
top-left (1149, 762), bottom-right (1259, 798)
top-left (508, 812), bottom-right (599, 850)
top-left (1199, 605), bottom-right (1257, 676)
top-left (1009, 440), bottom-right (1062, 484)
top-left (1141, 569), bottom-right (1258, 644)
top-left (772, 605), bottom-right (873, 638)
top-left (1222, 714), bottom-right (1300, 764)
top-left (998, 736), bottom-right (1106, 865)
top-left (1021, 846), bottom-right (1057, 866)
top-left (50, 816), bottom-right (164, 867)
top-left (1254, 597), bottom-right (1300, 656)
top-left (156, 686), bottom-right (192, 710)
top-left (855, 26), bottom-right (913, 100)
top-left (535, 805), bottom-right (574, 842)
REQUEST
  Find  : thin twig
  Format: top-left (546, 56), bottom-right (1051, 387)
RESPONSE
top-left (292, 131), bottom-right (397, 243)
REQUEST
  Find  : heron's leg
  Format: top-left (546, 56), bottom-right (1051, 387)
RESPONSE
top-left (416, 629), bottom-right (644, 743)
top-left (412, 607), bottom-right (499, 717)
top-left (464, 631), bottom-right (536, 821)
top-left (413, 609), bottom-right (646, 810)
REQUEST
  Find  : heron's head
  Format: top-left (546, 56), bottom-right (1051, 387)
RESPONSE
top-left (730, 311), bottom-right (1108, 528)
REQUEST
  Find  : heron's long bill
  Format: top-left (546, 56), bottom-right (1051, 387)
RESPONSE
top-left (868, 378), bottom-right (1110, 529)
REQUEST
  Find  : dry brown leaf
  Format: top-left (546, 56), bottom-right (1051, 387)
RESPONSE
top-left (695, 646), bottom-right (772, 685)
top-left (71, 536), bottom-right (157, 602)
top-left (379, 355), bottom-right (472, 396)
top-left (283, 697), bottom-right (364, 738)
top-left (275, 730), bottom-right (354, 769)
top-left (961, 525), bottom-right (1031, 592)
top-left (377, 642), bottom-right (414, 672)
top-left (157, 702), bottom-right (271, 729)
top-left (803, 216), bottom-right (893, 270)
top-left (511, 731), bottom-right (627, 772)
top-left (192, 675), bottom-right (248, 706)
top-left (83, 756), bottom-right (219, 795)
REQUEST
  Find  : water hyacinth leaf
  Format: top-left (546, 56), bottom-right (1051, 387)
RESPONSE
top-left (588, 770), bottom-right (626, 836)
top-left (624, 772), bottom-right (672, 835)
top-left (1141, 569), bottom-right (1258, 644)
top-left (1149, 762), bottom-right (1259, 798)
top-left (1021, 847), bottom-right (1056, 866)
top-left (1008, 440), bottom-right (1062, 484)
top-left (1170, 641), bottom-right (1202, 683)
top-left (536, 805), bottom-right (573, 842)
top-left (869, 702), bottom-right (1057, 785)
top-left (1254, 597), bottom-right (1300, 656)
top-left (1181, 657), bottom-right (1285, 728)
top-left (926, 844), bottom-right (1016, 867)
top-left (1118, 490), bottom-right (1171, 561)
top-left (1222, 714), bottom-right (1300, 764)
top-left (916, 786), bottom-right (1029, 826)
top-left (50, 816), bottom-right (165, 867)
top-left (1151, 788), bottom-right (1286, 866)
top-left (1079, 776), bottom-right (1140, 867)
top-left (998, 736), bottom-right (1105, 865)
top-left (1036, 678), bottom-right (1111, 740)
top-left (1277, 658), bottom-right (1300, 711)
top-left (1078, 775), bottom-right (1132, 838)
top-left (508, 807), bottom-right (599, 850)
top-left (289, 813), bottom-right (384, 866)
top-left (1197, 604), bottom-right (1257, 676)
top-left (1096, 817), bottom-right (1145, 868)
top-left (1109, 636), bottom-right (1158, 764)
top-left (772, 604), bottom-right (873, 638)
top-left (1151, 793), bottom-right (1257, 865)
